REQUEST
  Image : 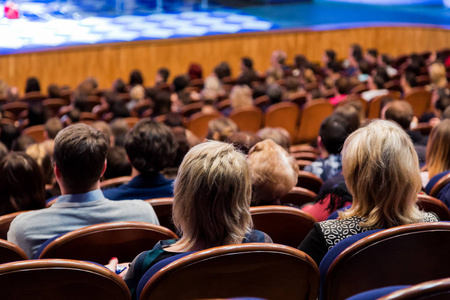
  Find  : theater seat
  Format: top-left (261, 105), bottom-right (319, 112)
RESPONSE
top-left (0, 259), bottom-right (130, 299)
top-left (37, 221), bottom-right (178, 264)
top-left (0, 211), bottom-right (29, 240)
top-left (138, 243), bottom-right (319, 300)
top-left (0, 239), bottom-right (28, 263)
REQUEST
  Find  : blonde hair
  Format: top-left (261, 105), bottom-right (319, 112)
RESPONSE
top-left (172, 141), bottom-right (252, 250)
top-left (248, 139), bottom-right (298, 206)
top-left (230, 85), bottom-right (253, 110)
top-left (429, 63), bottom-right (447, 88)
top-left (340, 120), bottom-right (423, 228)
top-left (130, 85), bottom-right (145, 101)
top-left (426, 119), bottom-right (450, 179)
top-left (206, 118), bottom-right (238, 142)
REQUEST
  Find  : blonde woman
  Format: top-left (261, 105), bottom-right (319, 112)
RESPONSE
top-left (424, 119), bottom-right (450, 199)
top-left (230, 85), bottom-right (253, 111)
top-left (299, 120), bottom-right (438, 266)
top-left (113, 141), bottom-right (272, 299)
top-left (427, 62), bottom-right (448, 91)
top-left (248, 139), bottom-right (298, 206)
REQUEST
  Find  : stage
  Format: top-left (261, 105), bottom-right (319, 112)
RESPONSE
top-left (1, 0), bottom-right (449, 93)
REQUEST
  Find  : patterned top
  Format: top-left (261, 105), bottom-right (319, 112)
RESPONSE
top-left (319, 213), bottom-right (439, 250)
top-left (304, 154), bottom-right (343, 182)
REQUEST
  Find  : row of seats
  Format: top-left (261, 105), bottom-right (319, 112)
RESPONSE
top-left (0, 222), bottom-right (449, 299)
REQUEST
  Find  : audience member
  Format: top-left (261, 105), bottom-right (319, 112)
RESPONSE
top-left (113, 78), bottom-right (127, 94)
top-left (8, 124), bottom-right (159, 258)
top-left (256, 127), bottom-right (291, 152)
top-left (44, 117), bottom-right (63, 140)
top-left (361, 75), bottom-right (388, 101)
top-left (103, 119), bottom-right (177, 200)
top-left (0, 124), bottom-right (21, 150)
top-left (225, 131), bottom-right (262, 155)
top-left (11, 135), bottom-right (36, 152)
top-left (248, 139), bottom-right (298, 206)
top-left (110, 141), bottom-right (272, 299)
top-left (103, 146), bottom-right (132, 180)
top-left (47, 84), bottom-right (60, 99)
top-left (156, 68), bottom-right (170, 85)
top-left (206, 118), bottom-right (238, 142)
top-left (427, 62), bottom-right (447, 91)
top-left (25, 77), bottom-right (41, 93)
top-left (229, 85), bottom-right (253, 114)
top-left (299, 120), bottom-right (439, 266)
top-left (0, 152), bottom-right (46, 216)
top-left (304, 114), bottom-right (353, 181)
top-left (129, 70), bottom-right (144, 88)
top-left (187, 63), bottom-right (202, 80)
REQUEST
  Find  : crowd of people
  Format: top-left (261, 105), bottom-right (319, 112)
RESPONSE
top-left (0, 44), bottom-right (449, 298)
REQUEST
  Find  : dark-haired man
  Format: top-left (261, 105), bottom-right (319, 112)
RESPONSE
top-left (304, 114), bottom-right (354, 181)
top-left (8, 124), bottom-right (158, 258)
top-left (103, 119), bottom-right (177, 201)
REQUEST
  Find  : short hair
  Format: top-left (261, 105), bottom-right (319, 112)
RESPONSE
top-left (206, 118), bottom-right (238, 142)
top-left (248, 139), bottom-right (298, 206)
top-left (172, 75), bottom-right (189, 93)
top-left (404, 71), bottom-right (418, 88)
top-left (91, 121), bottom-right (112, 144)
top-left (325, 49), bottom-right (336, 62)
top-left (112, 79), bottom-right (127, 94)
top-left (367, 48), bottom-right (378, 59)
top-left (25, 77), bottom-right (41, 93)
top-left (158, 68), bottom-right (170, 82)
top-left (242, 57), bottom-right (253, 70)
top-left (110, 118), bottom-right (130, 147)
top-left (383, 101), bottom-right (414, 130)
top-left (225, 131), bottom-right (262, 155)
top-left (267, 84), bottom-right (283, 104)
top-left (124, 119), bottom-right (177, 173)
top-left (230, 85), bottom-right (253, 110)
top-left (340, 120), bottom-right (423, 228)
top-left (257, 127), bottom-right (291, 152)
top-left (333, 105), bottom-right (360, 132)
top-left (319, 114), bottom-right (351, 154)
top-left (47, 84), bottom-right (60, 98)
top-left (103, 146), bottom-right (132, 180)
top-left (358, 60), bottom-right (371, 75)
top-left (336, 77), bottom-right (350, 95)
top-left (44, 118), bottom-right (62, 139)
top-left (351, 44), bottom-right (363, 62)
top-left (0, 152), bottom-right (46, 215)
top-left (373, 75), bottom-right (386, 90)
top-left (426, 119), bottom-right (450, 179)
top-left (129, 69), bottom-right (144, 86)
top-left (153, 91), bottom-right (172, 116)
top-left (172, 141), bottom-right (252, 249)
top-left (53, 124), bottom-right (109, 192)
top-left (214, 62), bottom-right (232, 80)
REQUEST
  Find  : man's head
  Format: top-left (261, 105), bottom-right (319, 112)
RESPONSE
top-left (124, 119), bottom-right (177, 174)
top-left (53, 124), bottom-right (109, 193)
top-left (319, 114), bottom-right (352, 155)
top-left (382, 100), bottom-right (414, 131)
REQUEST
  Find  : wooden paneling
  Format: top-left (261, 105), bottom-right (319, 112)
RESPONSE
top-left (1, 26), bottom-right (449, 94)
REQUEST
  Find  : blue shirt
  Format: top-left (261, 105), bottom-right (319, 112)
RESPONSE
top-left (103, 173), bottom-right (174, 201)
top-left (304, 154), bottom-right (343, 182)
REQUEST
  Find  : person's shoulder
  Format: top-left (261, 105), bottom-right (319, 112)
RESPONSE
top-left (244, 229), bottom-right (273, 243)
top-left (423, 211), bottom-right (440, 222)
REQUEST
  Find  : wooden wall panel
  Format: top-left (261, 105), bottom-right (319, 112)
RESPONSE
top-left (1, 26), bottom-right (449, 94)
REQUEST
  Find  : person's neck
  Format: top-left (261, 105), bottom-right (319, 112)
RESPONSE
top-left (60, 183), bottom-right (100, 195)
top-left (131, 168), bottom-right (141, 178)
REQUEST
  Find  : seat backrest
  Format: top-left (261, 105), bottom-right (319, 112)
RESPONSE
top-left (296, 100), bottom-right (333, 144)
top-left (139, 243), bottom-right (320, 300)
top-left (290, 145), bottom-right (320, 155)
top-left (100, 176), bottom-right (133, 190)
top-left (229, 106), bottom-right (263, 133)
top-left (38, 222), bottom-right (178, 264)
top-left (253, 95), bottom-right (270, 109)
top-left (22, 124), bottom-right (46, 143)
top-left (0, 259), bottom-right (130, 300)
top-left (367, 95), bottom-right (389, 119)
top-left (264, 102), bottom-right (299, 143)
top-left (379, 277), bottom-right (450, 300)
top-left (279, 186), bottom-right (317, 207)
top-left (122, 117), bottom-right (140, 128)
top-left (0, 211), bottom-right (28, 240)
top-left (250, 205), bottom-right (316, 247)
top-left (21, 92), bottom-right (47, 104)
top-left (417, 194), bottom-right (450, 221)
top-left (42, 98), bottom-right (69, 116)
top-left (2, 102), bottom-right (29, 118)
top-left (0, 239), bottom-right (28, 263)
top-left (145, 198), bottom-right (176, 234)
top-left (404, 89), bottom-right (432, 118)
top-left (185, 111), bottom-right (222, 140)
top-left (322, 222), bottom-right (450, 300)
top-left (180, 102), bottom-right (203, 117)
top-left (430, 172), bottom-right (450, 198)
top-left (337, 95), bottom-right (368, 118)
top-left (297, 170), bottom-right (324, 194)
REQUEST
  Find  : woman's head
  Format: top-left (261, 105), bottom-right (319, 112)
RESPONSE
top-left (248, 139), bottom-right (298, 206)
top-left (340, 119), bottom-right (422, 228)
top-left (0, 152), bottom-right (46, 215)
top-left (426, 119), bottom-right (450, 179)
top-left (172, 141), bottom-right (252, 249)
top-left (230, 85), bottom-right (253, 110)
top-left (429, 63), bottom-right (447, 88)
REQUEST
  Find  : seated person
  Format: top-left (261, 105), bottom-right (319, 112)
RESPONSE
top-left (361, 75), bottom-right (388, 101)
top-left (8, 124), bottom-right (159, 258)
top-left (108, 141), bottom-right (272, 299)
top-left (304, 114), bottom-right (354, 181)
top-left (205, 118), bottom-right (238, 142)
top-left (247, 139), bottom-right (298, 206)
top-left (299, 120), bottom-right (439, 266)
top-left (103, 119), bottom-right (177, 200)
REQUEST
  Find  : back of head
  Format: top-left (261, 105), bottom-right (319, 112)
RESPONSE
top-left (340, 120), bottom-right (422, 228)
top-left (336, 77), bottom-right (350, 95)
top-left (351, 44), bottom-right (363, 62)
top-left (130, 85), bottom-right (145, 102)
top-left (225, 131), bottom-right (262, 155)
top-left (53, 123), bottom-right (109, 192)
top-left (358, 60), bottom-right (371, 75)
top-left (110, 118), bottom-right (130, 147)
top-left (206, 118), bottom-right (238, 142)
top-left (383, 101), bottom-right (414, 130)
top-left (257, 127), bottom-right (291, 152)
top-left (28, 104), bottom-right (49, 126)
top-left (429, 62), bottom-right (447, 87)
top-left (173, 141), bottom-right (252, 249)
top-left (113, 78), bottom-right (127, 94)
top-left (0, 152), bottom-right (45, 214)
top-left (44, 118), bottom-right (63, 140)
top-left (25, 77), bottom-right (41, 93)
top-left (0, 124), bottom-right (21, 151)
top-left (153, 91), bottom-right (172, 116)
top-left (104, 146), bottom-right (132, 180)
top-left (187, 63), bottom-right (202, 80)
top-left (91, 121), bottom-right (112, 145)
top-left (230, 85), bottom-right (253, 110)
top-left (319, 114), bottom-right (352, 154)
top-left (129, 70), bottom-right (144, 87)
top-left (172, 75), bottom-right (189, 93)
top-left (403, 71), bottom-right (418, 88)
top-left (124, 119), bottom-right (177, 174)
top-left (434, 88), bottom-right (450, 115)
top-left (334, 105), bottom-right (361, 133)
top-left (242, 57), bottom-right (253, 70)
top-left (11, 135), bottom-right (36, 152)
top-left (372, 75), bottom-right (386, 90)
top-left (26, 143), bottom-right (54, 185)
top-left (267, 84), bottom-right (283, 104)
top-left (158, 68), bottom-right (170, 82)
top-left (47, 84), bottom-right (60, 98)
top-left (248, 139), bottom-right (298, 206)
top-left (214, 62), bottom-right (232, 80)
top-left (426, 119), bottom-right (450, 179)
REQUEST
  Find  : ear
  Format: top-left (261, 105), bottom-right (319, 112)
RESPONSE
top-left (100, 160), bottom-right (107, 177)
top-left (317, 136), bottom-right (322, 148)
top-left (54, 164), bottom-right (61, 179)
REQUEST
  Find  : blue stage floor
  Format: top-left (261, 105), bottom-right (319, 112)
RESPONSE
top-left (0, 1), bottom-right (449, 55)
